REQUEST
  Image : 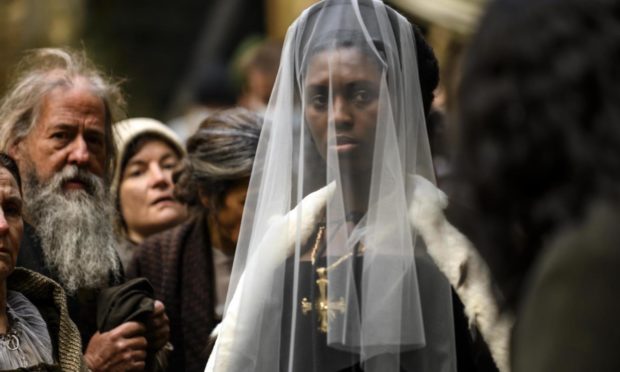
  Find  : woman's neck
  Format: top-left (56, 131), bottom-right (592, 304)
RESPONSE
top-left (207, 215), bottom-right (236, 257)
top-left (340, 171), bottom-right (371, 217)
top-left (0, 281), bottom-right (8, 334)
top-left (127, 229), bottom-right (145, 245)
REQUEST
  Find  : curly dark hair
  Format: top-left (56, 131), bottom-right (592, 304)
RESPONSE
top-left (453, 0), bottom-right (620, 310)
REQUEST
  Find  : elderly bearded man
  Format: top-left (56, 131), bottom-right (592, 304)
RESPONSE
top-left (0, 48), bottom-right (169, 371)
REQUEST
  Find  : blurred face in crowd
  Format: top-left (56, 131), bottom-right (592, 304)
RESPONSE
top-left (11, 80), bottom-right (107, 190)
top-left (304, 47), bottom-right (382, 174)
top-left (201, 179), bottom-right (249, 255)
top-left (0, 167), bottom-right (23, 281)
top-left (241, 66), bottom-right (277, 111)
top-left (119, 138), bottom-right (187, 243)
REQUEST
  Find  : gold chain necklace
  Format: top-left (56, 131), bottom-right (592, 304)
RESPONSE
top-left (302, 224), bottom-right (358, 333)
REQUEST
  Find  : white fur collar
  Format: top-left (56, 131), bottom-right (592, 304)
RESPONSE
top-left (209, 177), bottom-right (512, 372)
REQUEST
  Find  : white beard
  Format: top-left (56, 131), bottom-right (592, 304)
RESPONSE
top-left (23, 165), bottom-right (121, 294)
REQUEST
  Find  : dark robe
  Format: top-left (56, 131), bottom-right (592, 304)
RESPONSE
top-left (280, 226), bottom-right (498, 372)
top-left (127, 212), bottom-right (218, 372)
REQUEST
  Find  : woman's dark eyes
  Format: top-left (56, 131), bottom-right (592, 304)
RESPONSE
top-left (127, 168), bottom-right (144, 178)
top-left (352, 90), bottom-right (371, 104)
top-left (307, 84), bottom-right (377, 110)
top-left (162, 161), bottom-right (178, 170)
top-left (311, 94), bottom-right (328, 109)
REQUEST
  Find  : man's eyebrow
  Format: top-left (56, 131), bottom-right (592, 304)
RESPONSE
top-left (48, 123), bottom-right (78, 131)
top-left (84, 126), bottom-right (105, 135)
top-left (49, 123), bottom-right (105, 134)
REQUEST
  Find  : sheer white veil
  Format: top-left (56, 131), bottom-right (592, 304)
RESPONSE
top-left (207, 0), bottom-right (456, 371)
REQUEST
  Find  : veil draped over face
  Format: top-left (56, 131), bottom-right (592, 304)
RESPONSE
top-left (207, 1), bottom-right (456, 371)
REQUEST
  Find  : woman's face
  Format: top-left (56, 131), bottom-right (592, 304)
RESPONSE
top-left (203, 179), bottom-right (249, 252)
top-left (0, 167), bottom-right (23, 281)
top-left (304, 47), bottom-right (382, 173)
top-left (119, 139), bottom-right (187, 242)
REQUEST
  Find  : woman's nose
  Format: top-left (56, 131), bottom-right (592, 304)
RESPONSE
top-left (148, 164), bottom-right (171, 189)
top-left (332, 95), bottom-right (353, 129)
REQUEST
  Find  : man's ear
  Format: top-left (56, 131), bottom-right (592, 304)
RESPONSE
top-left (8, 140), bottom-right (22, 162)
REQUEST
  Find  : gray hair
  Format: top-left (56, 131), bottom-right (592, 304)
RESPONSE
top-left (0, 48), bottom-right (126, 182)
top-left (175, 107), bottom-right (262, 208)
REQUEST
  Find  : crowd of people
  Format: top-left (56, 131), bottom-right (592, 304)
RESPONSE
top-left (0, 0), bottom-right (617, 371)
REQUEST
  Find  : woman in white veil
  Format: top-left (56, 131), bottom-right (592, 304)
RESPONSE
top-left (207, 0), bottom-right (460, 371)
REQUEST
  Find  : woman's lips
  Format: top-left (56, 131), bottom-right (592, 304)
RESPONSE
top-left (334, 136), bottom-right (359, 152)
top-left (151, 195), bottom-right (177, 207)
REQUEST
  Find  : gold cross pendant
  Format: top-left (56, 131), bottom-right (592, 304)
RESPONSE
top-left (300, 267), bottom-right (347, 333)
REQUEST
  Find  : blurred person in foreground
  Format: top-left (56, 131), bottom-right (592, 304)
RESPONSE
top-left (128, 108), bottom-right (261, 372)
top-left (206, 1), bottom-right (508, 371)
top-left (112, 118), bottom-right (188, 271)
top-left (0, 48), bottom-right (169, 371)
top-left (0, 153), bottom-right (85, 371)
top-left (454, 0), bottom-right (620, 371)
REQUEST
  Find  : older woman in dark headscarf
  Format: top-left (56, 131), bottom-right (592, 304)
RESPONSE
top-left (127, 108), bottom-right (261, 372)
top-left (0, 153), bottom-right (84, 371)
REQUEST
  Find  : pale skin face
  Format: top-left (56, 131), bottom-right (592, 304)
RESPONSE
top-left (304, 47), bottom-right (382, 174)
top-left (0, 168), bottom-right (23, 282)
top-left (201, 179), bottom-right (249, 256)
top-left (10, 81), bottom-right (107, 190)
top-left (119, 139), bottom-right (187, 243)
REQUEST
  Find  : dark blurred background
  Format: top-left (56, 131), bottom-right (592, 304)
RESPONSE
top-left (0, 0), bottom-right (488, 122)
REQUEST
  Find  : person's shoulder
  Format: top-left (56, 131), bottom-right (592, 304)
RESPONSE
top-left (513, 203), bottom-right (620, 372)
top-left (538, 203), bottom-right (620, 275)
top-left (135, 216), bottom-right (202, 260)
top-left (7, 267), bottom-right (64, 295)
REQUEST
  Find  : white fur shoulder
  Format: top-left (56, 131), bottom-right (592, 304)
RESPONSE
top-left (409, 175), bottom-right (513, 372)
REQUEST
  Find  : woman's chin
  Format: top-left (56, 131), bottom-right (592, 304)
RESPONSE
top-left (0, 264), bottom-right (12, 281)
